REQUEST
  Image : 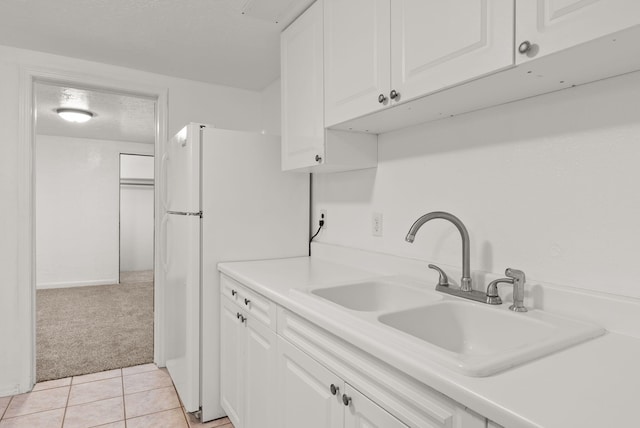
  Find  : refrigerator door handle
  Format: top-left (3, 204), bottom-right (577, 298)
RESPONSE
top-left (167, 210), bottom-right (203, 218)
top-left (160, 215), bottom-right (169, 273)
top-left (160, 152), bottom-right (169, 211)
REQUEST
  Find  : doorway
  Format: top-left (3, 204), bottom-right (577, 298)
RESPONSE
top-left (33, 81), bottom-right (158, 381)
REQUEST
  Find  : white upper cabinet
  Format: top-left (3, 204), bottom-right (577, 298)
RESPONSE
top-left (281, 0), bottom-right (378, 173)
top-left (324, 0), bottom-right (514, 127)
top-left (516, 0), bottom-right (640, 64)
top-left (281, 0), bottom-right (325, 171)
top-left (390, 0), bottom-right (514, 104)
top-left (324, 0), bottom-right (391, 126)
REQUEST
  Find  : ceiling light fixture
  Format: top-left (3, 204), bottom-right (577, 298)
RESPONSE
top-left (56, 108), bottom-right (94, 123)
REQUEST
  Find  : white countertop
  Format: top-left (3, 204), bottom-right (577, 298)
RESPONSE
top-left (218, 256), bottom-right (640, 428)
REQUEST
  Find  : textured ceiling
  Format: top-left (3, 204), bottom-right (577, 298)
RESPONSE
top-left (0, 0), bottom-right (314, 91)
top-left (36, 82), bottom-right (156, 144)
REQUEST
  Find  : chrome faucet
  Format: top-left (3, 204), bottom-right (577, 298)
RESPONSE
top-left (405, 211), bottom-right (472, 291)
top-left (406, 211), bottom-right (528, 310)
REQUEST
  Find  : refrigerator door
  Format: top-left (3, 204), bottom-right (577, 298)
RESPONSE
top-left (166, 124), bottom-right (202, 213)
top-left (164, 212), bottom-right (201, 413)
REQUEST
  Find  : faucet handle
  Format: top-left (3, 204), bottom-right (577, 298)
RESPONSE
top-left (428, 264), bottom-right (449, 287)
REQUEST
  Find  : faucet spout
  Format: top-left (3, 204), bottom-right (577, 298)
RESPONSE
top-left (405, 211), bottom-right (472, 291)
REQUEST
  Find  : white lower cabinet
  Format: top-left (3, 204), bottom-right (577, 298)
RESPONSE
top-left (278, 336), bottom-right (407, 428)
top-left (220, 273), bottom-right (487, 428)
top-left (243, 316), bottom-right (277, 428)
top-left (220, 295), bottom-right (277, 428)
top-left (220, 296), bottom-right (244, 427)
top-left (344, 384), bottom-right (408, 428)
top-left (277, 337), bottom-right (344, 428)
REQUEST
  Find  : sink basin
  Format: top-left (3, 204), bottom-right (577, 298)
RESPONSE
top-left (311, 280), bottom-right (440, 312)
top-left (379, 300), bottom-right (605, 376)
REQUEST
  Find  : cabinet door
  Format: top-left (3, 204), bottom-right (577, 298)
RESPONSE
top-left (281, 0), bottom-right (325, 171)
top-left (324, 0), bottom-right (391, 127)
top-left (390, 0), bottom-right (514, 104)
top-left (220, 297), bottom-right (244, 428)
top-left (244, 317), bottom-right (277, 428)
top-left (343, 384), bottom-right (408, 428)
top-left (277, 337), bottom-right (343, 428)
top-left (516, 0), bottom-right (640, 64)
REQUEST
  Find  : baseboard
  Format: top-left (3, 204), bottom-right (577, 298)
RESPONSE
top-left (36, 278), bottom-right (119, 289)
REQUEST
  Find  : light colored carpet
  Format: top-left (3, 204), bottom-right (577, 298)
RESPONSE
top-left (120, 270), bottom-right (154, 283)
top-left (36, 277), bottom-right (154, 382)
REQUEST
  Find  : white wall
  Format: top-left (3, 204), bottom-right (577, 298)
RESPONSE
top-left (260, 78), bottom-right (282, 136)
top-left (0, 44), bottom-right (264, 395)
top-left (120, 154), bottom-right (154, 273)
top-left (120, 154), bottom-right (154, 180)
top-left (313, 71), bottom-right (640, 300)
top-left (36, 135), bottom-right (153, 288)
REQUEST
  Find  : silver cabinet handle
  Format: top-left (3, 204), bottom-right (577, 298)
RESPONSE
top-left (315, 154), bottom-right (322, 163)
top-left (378, 93), bottom-right (387, 103)
top-left (244, 298), bottom-right (251, 306)
top-left (330, 384), bottom-right (339, 396)
top-left (518, 40), bottom-right (532, 54)
top-left (389, 89), bottom-right (399, 100)
top-left (231, 289), bottom-right (237, 296)
top-left (342, 394), bottom-right (351, 406)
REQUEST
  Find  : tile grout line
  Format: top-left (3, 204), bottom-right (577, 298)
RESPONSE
top-left (0, 396), bottom-right (13, 420)
top-left (1, 388), bottom-right (71, 422)
top-left (1, 407), bottom-right (69, 422)
top-left (61, 384), bottom-right (72, 428)
top-left (126, 405), bottom-right (184, 425)
top-left (3, 366), bottom-right (167, 426)
top-left (121, 370), bottom-right (127, 428)
top-left (64, 376), bottom-right (125, 410)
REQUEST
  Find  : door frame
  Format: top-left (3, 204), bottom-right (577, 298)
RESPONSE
top-left (18, 65), bottom-right (168, 391)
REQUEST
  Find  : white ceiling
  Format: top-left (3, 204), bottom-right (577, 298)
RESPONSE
top-left (0, 0), bottom-right (314, 91)
top-left (35, 82), bottom-right (156, 144)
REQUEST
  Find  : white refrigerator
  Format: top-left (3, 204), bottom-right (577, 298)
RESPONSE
top-left (162, 123), bottom-right (309, 422)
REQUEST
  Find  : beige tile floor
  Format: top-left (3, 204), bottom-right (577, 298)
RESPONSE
top-left (0, 364), bottom-right (234, 428)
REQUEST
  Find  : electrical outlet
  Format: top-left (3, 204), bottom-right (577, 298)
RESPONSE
top-left (320, 209), bottom-right (327, 229)
top-left (372, 212), bottom-right (383, 237)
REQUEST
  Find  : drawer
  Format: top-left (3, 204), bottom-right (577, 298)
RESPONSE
top-left (220, 274), bottom-right (277, 330)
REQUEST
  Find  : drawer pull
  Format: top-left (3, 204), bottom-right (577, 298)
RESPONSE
top-left (244, 298), bottom-right (251, 306)
top-left (231, 289), bottom-right (237, 296)
top-left (518, 40), bottom-right (532, 54)
top-left (330, 384), bottom-right (339, 396)
top-left (342, 394), bottom-right (351, 406)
